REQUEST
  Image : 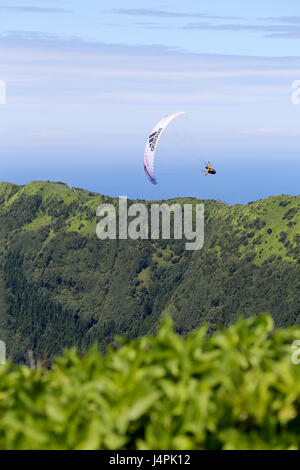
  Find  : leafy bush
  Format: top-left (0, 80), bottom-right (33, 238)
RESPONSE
top-left (0, 314), bottom-right (300, 450)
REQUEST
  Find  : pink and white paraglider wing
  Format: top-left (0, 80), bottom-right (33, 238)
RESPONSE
top-left (144, 112), bottom-right (185, 185)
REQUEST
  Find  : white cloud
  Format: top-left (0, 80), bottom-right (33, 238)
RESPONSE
top-left (0, 31), bottom-right (299, 153)
top-left (240, 128), bottom-right (300, 136)
top-left (0, 32), bottom-right (299, 106)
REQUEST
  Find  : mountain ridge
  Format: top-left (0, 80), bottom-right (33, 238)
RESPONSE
top-left (0, 180), bottom-right (299, 363)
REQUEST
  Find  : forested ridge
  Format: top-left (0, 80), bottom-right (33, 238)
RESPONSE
top-left (0, 180), bottom-right (299, 363)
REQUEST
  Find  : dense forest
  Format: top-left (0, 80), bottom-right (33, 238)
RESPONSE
top-left (0, 181), bottom-right (300, 363)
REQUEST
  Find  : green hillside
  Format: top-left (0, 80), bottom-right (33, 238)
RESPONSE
top-left (0, 181), bottom-right (300, 363)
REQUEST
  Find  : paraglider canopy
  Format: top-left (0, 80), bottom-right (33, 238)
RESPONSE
top-left (144, 112), bottom-right (185, 185)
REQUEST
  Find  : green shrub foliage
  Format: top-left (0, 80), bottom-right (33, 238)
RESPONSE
top-left (0, 314), bottom-right (300, 450)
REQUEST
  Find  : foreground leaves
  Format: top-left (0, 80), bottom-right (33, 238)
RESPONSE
top-left (0, 314), bottom-right (300, 450)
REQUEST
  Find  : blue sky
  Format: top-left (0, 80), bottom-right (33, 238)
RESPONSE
top-left (0, 0), bottom-right (300, 203)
